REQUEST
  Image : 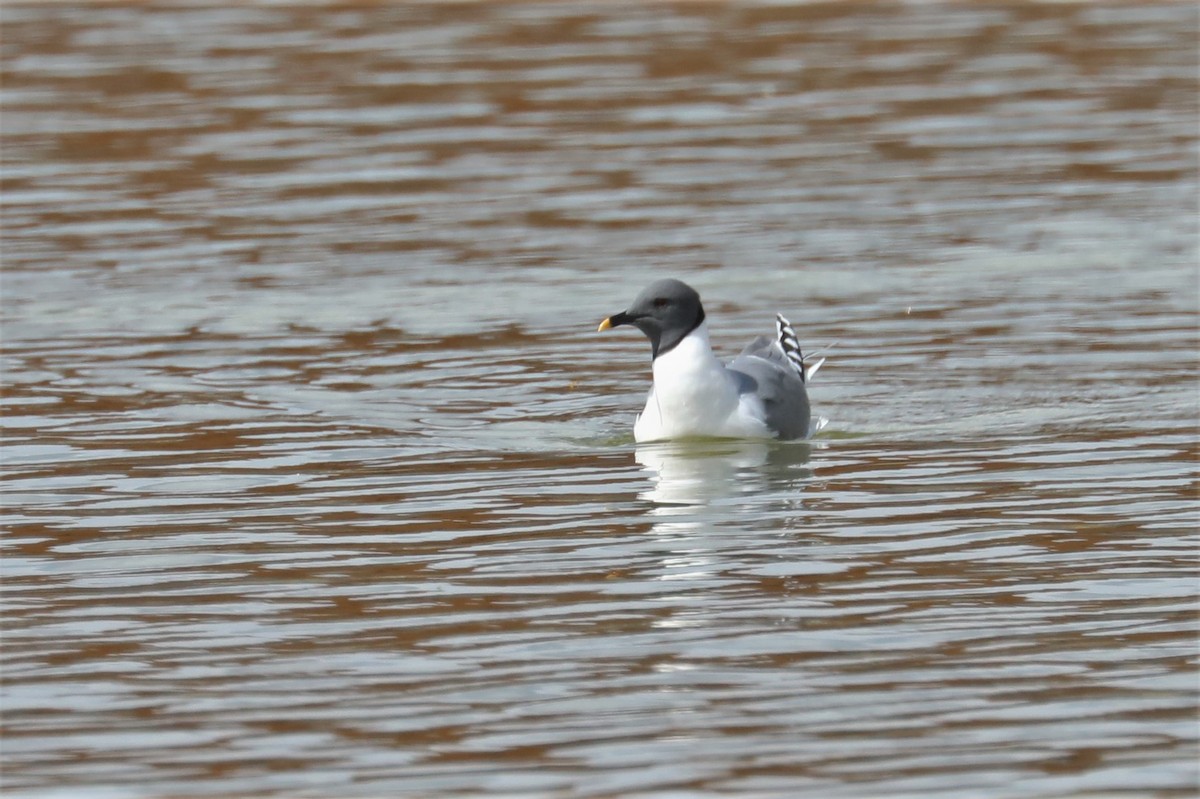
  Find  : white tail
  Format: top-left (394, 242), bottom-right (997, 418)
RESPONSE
top-left (804, 357), bottom-right (825, 383)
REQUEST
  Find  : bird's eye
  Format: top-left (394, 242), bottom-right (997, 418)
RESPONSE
top-left (653, 297), bottom-right (669, 308)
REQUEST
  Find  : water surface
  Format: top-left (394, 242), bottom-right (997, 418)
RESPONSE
top-left (2, 3), bottom-right (1198, 797)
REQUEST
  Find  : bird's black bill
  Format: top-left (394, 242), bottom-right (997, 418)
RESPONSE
top-left (597, 311), bottom-right (636, 332)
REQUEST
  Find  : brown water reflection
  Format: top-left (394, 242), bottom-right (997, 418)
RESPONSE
top-left (2, 3), bottom-right (1198, 798)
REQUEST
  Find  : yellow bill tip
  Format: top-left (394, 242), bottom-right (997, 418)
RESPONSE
top-left (597, 317), bottom-right (613, 332)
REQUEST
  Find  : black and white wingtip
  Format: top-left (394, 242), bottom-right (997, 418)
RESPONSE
top-left (775, 313), bottom-right (825, 384)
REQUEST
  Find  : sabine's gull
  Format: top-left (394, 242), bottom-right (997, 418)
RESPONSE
top-left (598, 278), bottom-right (824, 442)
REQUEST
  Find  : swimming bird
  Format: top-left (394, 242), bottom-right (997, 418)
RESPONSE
top-left (598, 279), bottom-right (824, 442)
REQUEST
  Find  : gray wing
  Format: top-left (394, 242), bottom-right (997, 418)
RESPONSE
top-left (728, 336), bottom-right (811, 440)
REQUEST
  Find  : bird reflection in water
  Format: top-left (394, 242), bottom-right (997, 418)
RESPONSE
top-left (634, 438), bottom-right (817, 509)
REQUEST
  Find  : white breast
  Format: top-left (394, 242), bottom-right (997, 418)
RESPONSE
top-left (633, 323), bottom-right (771, 442)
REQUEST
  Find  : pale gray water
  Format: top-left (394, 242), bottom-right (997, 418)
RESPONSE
top-left (2, 3), bottom-right (1198, 798)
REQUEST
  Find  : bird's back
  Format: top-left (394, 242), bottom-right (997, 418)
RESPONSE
top-left (729, 337), bottom-right (811, 440)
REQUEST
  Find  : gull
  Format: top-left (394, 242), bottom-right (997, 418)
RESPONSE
top-left (598, 278), bottom-right (824, 443)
